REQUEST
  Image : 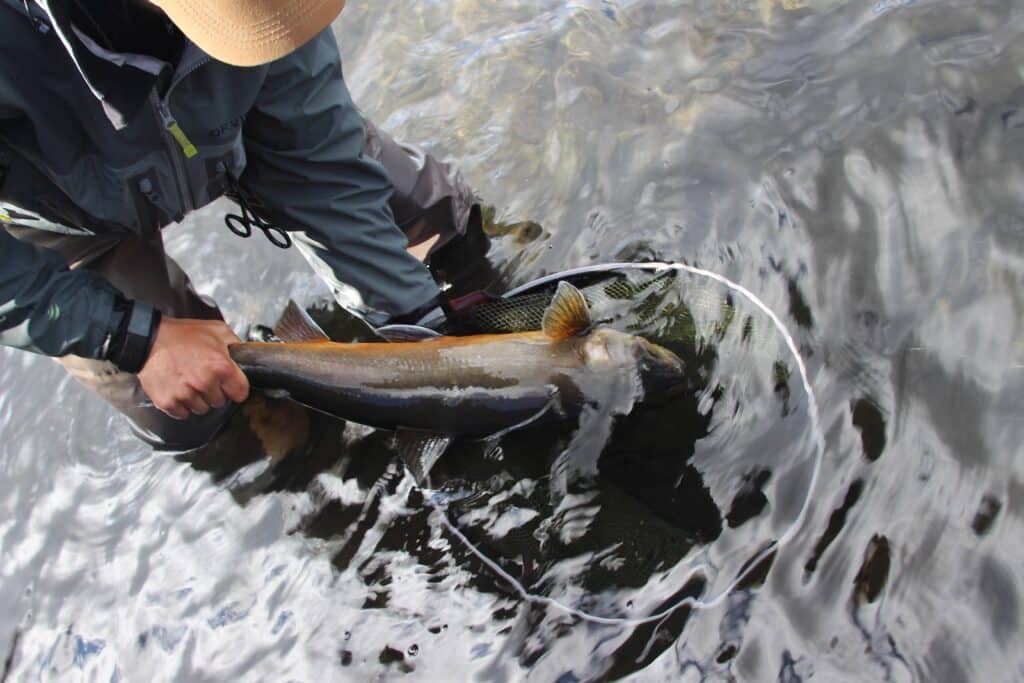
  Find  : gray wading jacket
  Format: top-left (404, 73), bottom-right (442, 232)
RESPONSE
top-left (0, 0), bottom-right (441, 361)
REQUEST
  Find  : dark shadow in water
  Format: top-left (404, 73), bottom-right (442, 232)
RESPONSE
top-left (971, 495), bottom-right (1001, 536)
top-left (852, 535), bottom-right (891, 605)
top-left (851, 398), bottom-right (887, 463)
top-left (725, 468), bottom-right (772, 529)
top-left (601, 576), bottom-right (706, 680)
top-left (804, 479), bottom-right (865, 579)
top-left (1, 628), bottom-right (21, 683)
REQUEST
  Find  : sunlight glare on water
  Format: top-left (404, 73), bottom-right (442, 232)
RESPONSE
top-left (2, 0), bottom-right (1024, 680)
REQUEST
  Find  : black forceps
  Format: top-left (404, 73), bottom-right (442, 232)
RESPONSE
top-left (224, 202), bottom-right (292, 249)
top-left (221, 166), bottom-right (293, 249)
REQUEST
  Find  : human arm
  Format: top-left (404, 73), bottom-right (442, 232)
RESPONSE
top-left (239, 28), bottom-right (442, 325)
top-left (0, 227), bottom-right (248, 417)
top-left (0, 225), bottom-right (148, 361)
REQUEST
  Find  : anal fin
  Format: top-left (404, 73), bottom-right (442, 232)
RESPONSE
top-left (394, 430), bottom-right (452, 488)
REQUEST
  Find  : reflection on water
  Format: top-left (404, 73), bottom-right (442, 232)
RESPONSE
top-left (3, 0), bottom-right (1024, 679)
top-left (176, 266), bottom-right (821, 677)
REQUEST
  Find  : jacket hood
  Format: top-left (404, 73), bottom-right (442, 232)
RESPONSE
top-left (21, 0), bottom-right (189, 129)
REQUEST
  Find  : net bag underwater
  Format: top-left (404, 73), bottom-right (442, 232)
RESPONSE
top-left (408, 262), bottom-right (826, 626)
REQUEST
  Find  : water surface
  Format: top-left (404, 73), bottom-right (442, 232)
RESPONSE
top-left (2, 0), bottom-right (1023, 679)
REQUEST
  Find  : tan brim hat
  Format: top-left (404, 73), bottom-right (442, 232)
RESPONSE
top-left (151, 0), bottom-right (347, 67)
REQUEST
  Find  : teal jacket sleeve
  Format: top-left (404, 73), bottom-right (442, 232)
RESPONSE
top-left (0, 226), bottom-right (124, 359)
top-left (240, 29), bottom-right (441, 324)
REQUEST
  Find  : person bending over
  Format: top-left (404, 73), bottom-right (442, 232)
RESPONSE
top-left (0, 0), bottom-right (491, 449)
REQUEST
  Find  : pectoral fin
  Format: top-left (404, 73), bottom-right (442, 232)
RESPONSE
top-left (394, 430), bottom-right (452, 488)
top-left (273, 300), bottom-right (331, 343)
top-left (541, 281), bottom-right (591, 340)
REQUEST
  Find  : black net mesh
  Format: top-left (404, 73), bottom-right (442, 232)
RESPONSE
top-left (464, 269), bottom-right (680, 334)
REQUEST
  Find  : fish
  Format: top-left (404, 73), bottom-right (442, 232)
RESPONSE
top-left (229, 282), bottom-right (685, 482)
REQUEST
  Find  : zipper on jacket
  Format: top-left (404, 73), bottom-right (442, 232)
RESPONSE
top-left (151, 92), bottom-right (194, 216)
top-left (164, 115), bottom-right (198, 159)
top-left (146, 54), bottom-right (212, 220)
top-left (162, 57), bottom-right (213, 162)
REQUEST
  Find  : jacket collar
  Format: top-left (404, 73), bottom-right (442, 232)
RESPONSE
top-left (26, 0), bottom-right (207, 130)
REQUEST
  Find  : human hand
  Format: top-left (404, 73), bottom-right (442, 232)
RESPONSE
top-left (137, 317), bottom-right (250, 420)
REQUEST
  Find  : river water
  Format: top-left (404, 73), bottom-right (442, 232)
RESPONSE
top-left (2, 0), bottom-right (1023, 680)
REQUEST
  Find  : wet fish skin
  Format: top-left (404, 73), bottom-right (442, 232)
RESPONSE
top-left (231, 332), bottom-right (573, 437)
top-left (228, 285), bottom-right (685, 439)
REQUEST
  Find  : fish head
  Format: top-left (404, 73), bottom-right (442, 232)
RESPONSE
top-left (580, 328), bottom-right (686, 399)
top-left (633, 337), bottom-right (688, 399)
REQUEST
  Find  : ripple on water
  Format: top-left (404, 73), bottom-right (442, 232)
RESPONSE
top-left (3, 0), bottom-right (1024, 679)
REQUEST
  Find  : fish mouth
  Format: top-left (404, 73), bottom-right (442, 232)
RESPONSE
top-left (636, 341), bottom-right (687, 399)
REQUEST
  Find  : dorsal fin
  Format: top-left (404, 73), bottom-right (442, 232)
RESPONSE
top-left (541, 281), bottom-right (591, 340)
top-left (273, 300), bottom-right (330, 343)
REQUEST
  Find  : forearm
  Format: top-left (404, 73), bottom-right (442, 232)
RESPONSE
top-left (0, 227), bottom-right (157, 368)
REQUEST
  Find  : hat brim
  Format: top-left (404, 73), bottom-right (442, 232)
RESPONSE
top-left (152, 0), bottom-right (347, 67)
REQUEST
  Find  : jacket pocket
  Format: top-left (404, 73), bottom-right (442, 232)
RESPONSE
top-left (189, 134), bottom-right (248, 209)
top-left (0, 139), bottom-right (114, 235)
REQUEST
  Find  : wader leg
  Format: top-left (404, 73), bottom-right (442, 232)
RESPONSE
top-left (361, 118), bottom-right (479, 254)
top-left (361, 120), bottom-right (501, 296)
top-left (4, 226), bottom-right (232, 451)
